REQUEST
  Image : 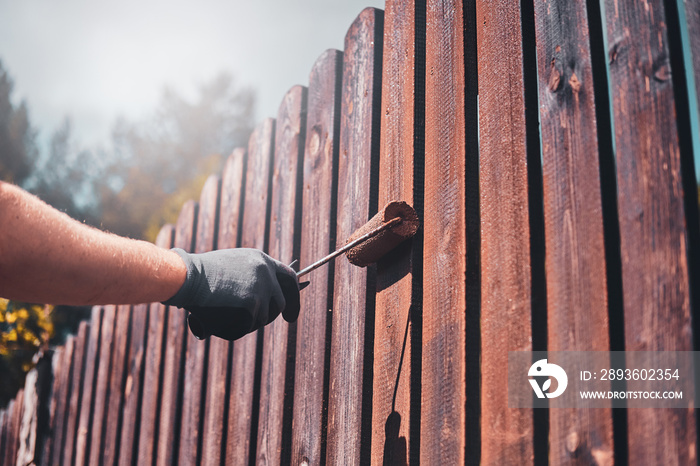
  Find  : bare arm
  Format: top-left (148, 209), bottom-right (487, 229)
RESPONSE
top-left (0, 181), bottom-right (186, 305)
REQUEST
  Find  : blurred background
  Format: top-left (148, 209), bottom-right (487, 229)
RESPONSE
top-left (0, 0), bottom-right (383, 407)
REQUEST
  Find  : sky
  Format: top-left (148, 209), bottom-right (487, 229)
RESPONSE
top-left (0, 0), bottom-right (384, 150)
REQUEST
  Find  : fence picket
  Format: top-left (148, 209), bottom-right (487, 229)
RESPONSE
top-left (326, 8), bottom-right (384, 465)
top-left (603, 0), bottom-right (697, 462)
top-left (255, 85), bottom-right (307, 465)
top-left (373, 0), bottom-right (423, 464)
top-left (74, 307), bottom-right (102, 466)
top-left (532, 0), bottom-right (615, 462)
top-left (136, 224), bottom-right (174, 465)
top-left (201, 149), bottom-right (246, 466)
top-left (291, 49), bottom-right (343, 466)
top-left (157, 200), bottom-right (198, 466)
top-left (476, 0), bottom-right (535, 463)
top-left (178, 175), bottom-right (221, 466)
top-left (226, 119), bottom-right (276, 464)
top-left (62, 321), bottom-right (89, 466)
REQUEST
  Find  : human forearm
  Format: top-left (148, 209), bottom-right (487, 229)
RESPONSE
top-left (0, 181), bottom-right (186, 305)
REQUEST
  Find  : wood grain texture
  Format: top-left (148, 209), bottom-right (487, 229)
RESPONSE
top-left (604, 0), bottom-right (696, 462)
top-left (226, 119), bottom-right (276, 465)
top-left (3, 401), bottom-right (16, 466)
top-left (532, 0), bottom-right (615, 463)
top-left (117, 302), bottom-right (148, 466)
top-left (421, 0), bottom-right (467, 464)
top-left (0, 410), bottom-right (5, 465)
top-left (291, 48), bottom-right (343, 466)
top-left (373, 0), bottom-right (421, 464)
top-left (8, 389), bottom-right (24, 466)
top-left (157, 201), bottom-right (198, 466)
top-left (256, 86), bottom-right (306, 466)
top-left (52, 337), bottom-right (74, 466)
top-left (40, 349), bottom-right (63, 466)
top-left (476, 0), bottom-right (534, 463)
top-left (178, 175), bottom-right (221, 466)
top-left (136, 224), bottom-right (174, 466)
top-left (102, 304), bottom-right (134, 465)
top-left (88, 305), bottom-right (117, 466)
top-left (74, 306), bottom-right (102, 466)
top-left (61, 321), bottom-right (89, 466)
top-left (326, 8), bottom-right (383, 465)
top-left (201, 150), bottom-right (246, 466)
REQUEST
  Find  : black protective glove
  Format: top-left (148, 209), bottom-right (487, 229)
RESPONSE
top-left (163, 248), bottom-right (300, 341)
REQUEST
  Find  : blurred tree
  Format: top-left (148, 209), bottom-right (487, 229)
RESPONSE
top-left (29, 118), bottom-right (102, 225)
top-left (0, 60), bottom-right (39, 185)
top-left (101, 72), bottom-right (255, 240)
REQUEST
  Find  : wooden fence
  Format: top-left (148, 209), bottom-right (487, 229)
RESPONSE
top-left (2, 0), bottom-right (700, 464)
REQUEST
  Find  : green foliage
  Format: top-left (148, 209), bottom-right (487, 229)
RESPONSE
top-left (0, 299), bottom-right (53, 407)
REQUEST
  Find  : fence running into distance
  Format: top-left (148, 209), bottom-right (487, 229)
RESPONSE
top-left (3, 0), bottom-right (700, 464)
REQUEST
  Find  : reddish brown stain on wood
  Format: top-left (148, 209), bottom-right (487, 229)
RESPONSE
top-left (256, 85), bottom-right (306, 465)
top-left (61, 321), bottom-right (89, 466)
top-left (137, 225), bottom-right (174, 466)
top-left (6, 389), bottom-right (24, 466)
top-left (157, 201), bottom-right (197, 466)
top-left (52, 337), bottom-right (74, 465)
top-left (327, 8), bottom-right (383, 465)
top-left (291, 49), bottom-right (342, 466)
top-left (373, 0), bottom-right (420, 464)
top-left (605, 0), bottom-right (696, 462)
top-left (200, 150), bottom-right (245, 466)
top-left (532, 0), bottom-right (614, 463)
top-left (89, 305), bottom-right (117, 466)
top-left (103, 303), bottom-right (133, 465)
top-left (421, 0), bottom-right (467, 464)
top-left (117, 302), bottom-right (149, 466)
top-left (178, 175), bottom-right (221, 466)
top-left (74, 306), bottom-right (102, 466)
top-left (476, 0), bottom-right (534, 464)
top-left (227, 119), bottom-right (275, 465)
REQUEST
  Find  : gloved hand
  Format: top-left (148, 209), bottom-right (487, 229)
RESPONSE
top-left (163, 248), bottom-right (300, 341)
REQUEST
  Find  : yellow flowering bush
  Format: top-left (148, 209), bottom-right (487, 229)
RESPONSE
top-left (0, 298), bottom-right (54, 405)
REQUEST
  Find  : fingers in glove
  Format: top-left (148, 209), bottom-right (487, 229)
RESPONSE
top-left (277, 271), bottom-right (301, 322)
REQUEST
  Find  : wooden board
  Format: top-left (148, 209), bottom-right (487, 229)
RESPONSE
top-left (157, 200), bottom-right (198, 466)
top-left (476, 0), bottom-right (534, 463)
top-left (74, 306), bottom-right (103, 466)
top-left (291, 48), bottom-right (343, 466)
top-left (7, 389), bottom-right (24, 466)
top-left (201, 149), bottom-right (246, 466)
top-left (40, 349), bottom-right (63, 466)
top-left (178, 175), bottom-right (221, 465)
top-left (0, 410), bottom-right (5, 465)
top-left (88, 305), bottom-right (117, 465)
top-left (603, 0), bottom-right (696, 462)
top-left (3, 401), bottom-right (15, 466)
top-left (421, 0), bottom-right (468, 463)
top-left (532, 0), bottom-right (615, 462)
top-left (136, 224), bottom-right (174, 465)
top-left (256, 85), bottom-right (307, 465)
top-left (50, 337), bottom-right (74, 465)
top-left (102, 303), bottom-right (134, 465)
top-left (226, 119), bottom-right (276, 465)
top-left (117, 301), bottom-right (149, 466)
top-left (61, 321), bottom-right (89, 466)
top-left (326, 8), bottom-right (383, 465)
top-left (373, 0), bottom-right (422, 463)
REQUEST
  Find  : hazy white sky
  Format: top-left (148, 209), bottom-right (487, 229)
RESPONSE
top-left (0, 0), bottom-right (384, 149)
